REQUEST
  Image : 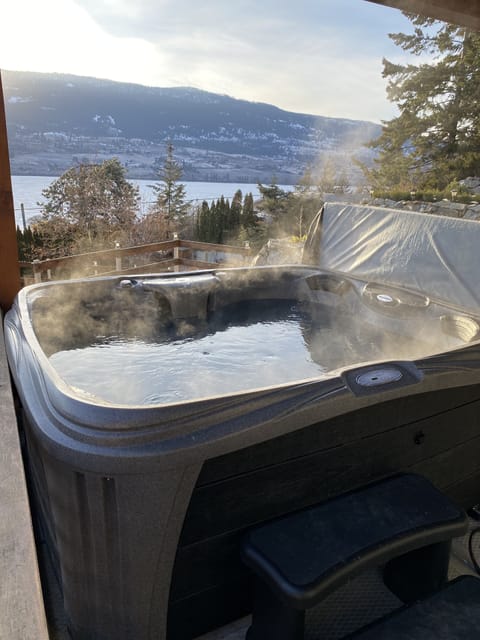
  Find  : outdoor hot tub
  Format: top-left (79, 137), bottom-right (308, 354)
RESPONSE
top-left (6, 202), bottom-right (480, 640)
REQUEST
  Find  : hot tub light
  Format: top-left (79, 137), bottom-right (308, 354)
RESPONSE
top-left (376, 293), bottom-right (395, 304)
top-left (356, 367), bottom-right (403, 387)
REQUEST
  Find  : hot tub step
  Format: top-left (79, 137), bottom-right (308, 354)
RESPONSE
top-left (241, 473), bottom-right (468, 640)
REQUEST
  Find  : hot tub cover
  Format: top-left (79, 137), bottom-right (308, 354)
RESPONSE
top-left (303, 202), bottom-right (480, 313)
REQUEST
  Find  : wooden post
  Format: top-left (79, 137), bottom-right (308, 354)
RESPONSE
top-left (0, 71), bottom-right (21, 312)
top-left (173, 234), bottom-right (181, 271)
top-left (114, 242), bottom-right (122, 271)
top-left (20, 202), bottom-right (26, 230)
top-left (32, 260), bottom-right (42, 284)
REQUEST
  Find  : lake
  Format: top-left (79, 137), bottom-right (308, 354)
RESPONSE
top-left (11, 175), bottom-right (291, 229)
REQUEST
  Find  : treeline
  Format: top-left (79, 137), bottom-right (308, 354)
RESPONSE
top-left (194, 192), bottom-right (256, 244)
top-left (16, 146), bottom-right (333, 262)
top-left (17, 178), bottom-right (326, 262)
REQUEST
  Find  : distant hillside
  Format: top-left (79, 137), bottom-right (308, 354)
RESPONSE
top-left (3, 70), bottom-right (380, 183)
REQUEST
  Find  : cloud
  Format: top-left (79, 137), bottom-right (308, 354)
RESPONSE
top-left (73, 0), bottom-right (411, 120)
top-left (2, 0), bottom-right (413, 121)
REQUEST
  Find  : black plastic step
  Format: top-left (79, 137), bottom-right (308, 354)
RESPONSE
top-left (242, 473), bottom-right (467, 609)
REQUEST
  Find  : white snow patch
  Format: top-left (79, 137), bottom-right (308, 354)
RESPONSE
top-left (8, 95), bottom-right (32, 104)
top-left (93, 114), bottom-right (116, 125)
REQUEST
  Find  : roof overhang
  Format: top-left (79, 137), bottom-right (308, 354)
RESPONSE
top-left (367, 0), bottom-right (480, 30)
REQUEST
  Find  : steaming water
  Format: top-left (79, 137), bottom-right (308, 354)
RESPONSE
top-left (49, 303), bottom-right (327, 405)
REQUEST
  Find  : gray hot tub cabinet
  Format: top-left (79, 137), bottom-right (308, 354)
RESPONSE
top-left (5, 203), bottom-right (480, 640)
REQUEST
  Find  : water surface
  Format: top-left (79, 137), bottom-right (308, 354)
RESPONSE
top-left (11, 175), bottom-right (293, 227)
top-left (49, 302), bottom-right (325, 405)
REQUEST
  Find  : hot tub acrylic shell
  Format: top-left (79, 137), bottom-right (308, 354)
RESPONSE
top-left (6, 204), bottom-right (480, 640)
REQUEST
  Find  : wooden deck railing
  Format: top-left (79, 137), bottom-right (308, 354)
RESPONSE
top-left (19, 239), bottom-right (252, 285)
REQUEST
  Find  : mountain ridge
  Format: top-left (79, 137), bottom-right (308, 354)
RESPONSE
top-left (3, 69), bottom-right (380, 183)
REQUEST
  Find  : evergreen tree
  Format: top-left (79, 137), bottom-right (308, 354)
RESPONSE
top-left (230, 189), bottom-right (243, 231)
top-left (197, 200), bottom-right (210, 242)
top-left (256, 178), bottom-right (292, 235)
top-left (216, 196), bottom-right (227, 242)
top-left (210, 200), bottom-right (222, 244)
top-left (241, 192), bottom-right (257, 230)
top-left (240, 192), bottom-right (267, 249)
top-left (365, 17), bottom-right (480, 190)
top-left (194, 191), bottom-right (255, 245)
top-left (151, 142), bottom-right (190, 234)
top-left (195, 200), bottom-right (218, 243)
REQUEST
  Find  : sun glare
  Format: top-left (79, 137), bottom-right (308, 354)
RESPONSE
top-left (1, 0), bottom-right (160, 86)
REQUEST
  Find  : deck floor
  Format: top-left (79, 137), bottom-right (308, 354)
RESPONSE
top-left (0, 322), bottom-right (49, 640)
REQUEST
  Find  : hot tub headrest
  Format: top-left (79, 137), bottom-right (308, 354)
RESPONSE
top-left (303, 202), bottom-right (480, 313)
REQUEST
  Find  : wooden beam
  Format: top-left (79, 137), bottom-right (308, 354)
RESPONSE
top-left (0, 71), bottom-right (21, 312)
top-left (366, 0), bottom-right (480, 31)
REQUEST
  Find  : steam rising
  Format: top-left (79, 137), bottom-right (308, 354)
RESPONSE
top-left (30, 267), bottom-right (473, 406)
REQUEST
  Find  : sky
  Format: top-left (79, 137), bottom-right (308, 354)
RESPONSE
top-left (0, 0), bottom-right (415, 123)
